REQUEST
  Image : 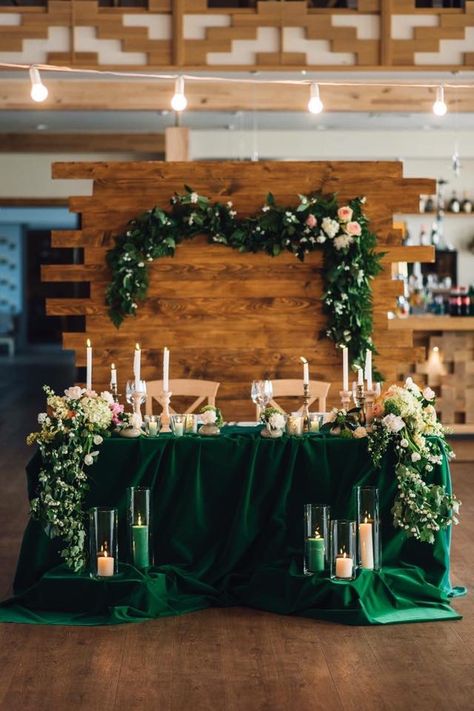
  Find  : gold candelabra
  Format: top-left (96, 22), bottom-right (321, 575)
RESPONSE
top-left (302, 383), bottom-right (311, 433)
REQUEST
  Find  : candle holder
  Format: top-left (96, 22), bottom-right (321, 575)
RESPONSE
top-left (302, 382), bottom-right (311, 432)
top-left (158, 391), bottom-right (172, 433)
top-left (286, 413), bottom-right (304, 436)
top-left (89, 507), bottom-right (118, 578)
top-left (304, 504), bottom-right (330, 575)
top-left (184, 413), bottom-right (199, 434)
top-left (110, 380), bottom-right (119, 403)
top-left (364, 389), bottom-right (377, 425)
top-left (352, 382), bottom-right (366, 425)
top-left (339, 389), bottom-right (353, 411)
top-left (125, 379), bottom-right (147, 434)
top-left (356, 486), bottom-right (381, 571)
top-left (330, 519), bottom-right (357, 581)
top-left (171, 414), bottom-right (185, 437)
top-left (308, 413), bottom-right (323, 433)
top-left (128, 487), bottom-right (152, 570)
top-left (144, 415), bottom-right (161, 437)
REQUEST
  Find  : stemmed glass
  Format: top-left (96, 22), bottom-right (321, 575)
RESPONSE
top-left (251, 380), bottom-right (273, 419)
top-left (126, 379), bottom-right (147, 406)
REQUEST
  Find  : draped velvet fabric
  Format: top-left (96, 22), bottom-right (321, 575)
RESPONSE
top-left (0, 428), bottom-right (463, 626)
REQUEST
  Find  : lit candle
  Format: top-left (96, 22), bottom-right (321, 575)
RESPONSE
top-left (86, 339), bottom-right (92, 391)
top-left (132, 512), bottom-right (149, 569)
top-left (148, 419), bottom-right (158, 437)
top-left (357, 366), bottom-right (364, 386)
top-left (359, 516), bottom-right (374, 570)
top-left (365, 349), bottom-right (373, 391)
top-left (110, 363), bottom-right (117, 386)
top-left (163, 346), bottom-right (170, 392)
top-left (306, 530), bottom-right (325, 572)
top-left (133, 343), bottom-right (141, 390)
top-left (335, 551), bottom-right (353, 579)
top-left (342, 346), bottom-right (349, 392)
top-left (97, 545), bottom-right (114, 577)
top-left (300, 356), bottom-right (309, 385)
top-left (173, 420), bottom-right (184, 437)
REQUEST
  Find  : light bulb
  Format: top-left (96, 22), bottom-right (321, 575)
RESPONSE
top-left (307, 83), bottom-right (323, 114)
top-left (432, 86), bottom-right (447, 117)
top-left (171, 76), bottom-right (187, 112)
top-left (29, 66), bottom-right (48, 103)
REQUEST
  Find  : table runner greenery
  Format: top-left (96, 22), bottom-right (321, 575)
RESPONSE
top-left (105, 188), bottom-right (382, 368)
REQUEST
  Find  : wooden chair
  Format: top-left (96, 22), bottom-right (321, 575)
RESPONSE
top-left (145, 379), bottom-right (220, 416)
top-left (259, 379), bottom-right (331, 417)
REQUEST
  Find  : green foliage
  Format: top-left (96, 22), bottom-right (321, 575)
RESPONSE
top-left (105, 188), bottom-right (383, 367)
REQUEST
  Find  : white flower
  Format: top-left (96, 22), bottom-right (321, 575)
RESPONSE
top-left (400, 438), bottom-right (409, 448)
top-left (100, 391), bottom-right (115, 405)
top-left (321, 217), bottom-right (340, 239)
top-left (93, 435), bottom-right (103, 445)
top-left (353, 426), bottom-right (367, 439)
top-left (262, 205), bottom-right (270, 212)
top-left (316, 234), bottom-right (326, 244)
top-left (38, 412), bottom-right (48, 424)
top-left (324, 408), bottom-right (339, 424)
top-left (404, 377), bottom-right (421, 395)
top-left (268, 413), bottom-right (286, 431)
top-left (423, 387), bottom-right (435, 401)
top-left (137, 262), bottom-right (145, 268)
top-left (382, 413), bottom-right (405, 433)
top-left (190, 192), bottom-right (199, 203)
top-left (64, 386), bottom-right (84, 400)
top-left (226, 201), bottom-right (233, 208)
top-left (201, 409), bottom-right (217, 425)
top-left (84, 454), bottom-right (94, 466)
top-left (334, 234), bottom-right (353, 251)
top-left (411, 452), bottom-right (421, 462)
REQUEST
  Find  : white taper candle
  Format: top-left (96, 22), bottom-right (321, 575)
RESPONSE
top-left (86, 339), bottom-right (92, 391)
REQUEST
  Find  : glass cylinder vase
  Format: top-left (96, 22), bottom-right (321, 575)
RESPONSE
top-left (330, 519), bottom-right (357, 581)
top-left (171, 414), bottom-right (185, 437)
top-left (356, 486), bottom-right (381, 571)
top-left (184, 413), bottom-right (198, 434)
top-left (89, 507), bottom-right (118, 577)
top-left (304, 504), bottom-right (330, 575)
top-left (128, 486), bottom-right (152, 570)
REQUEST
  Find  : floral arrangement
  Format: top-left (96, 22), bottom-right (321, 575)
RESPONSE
top-left (27, 386), bottom-right (123, 571)
top-left (106, 188), bottom-right (382, 368)
top-left (200, 404), bottom-right (224, 428)
top-left (321, 408), bottom-right (367, 439)
top-left (260, 406), bottom-right (286, 432)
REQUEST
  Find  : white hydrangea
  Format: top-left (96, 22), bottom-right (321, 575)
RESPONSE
top-left (268, 413), bottom-right (286, 431)
top-left (38, 412), bottom-right (48, 424)
top-left (201, 409), bottom-right (217, 425)
top-left (333, 234), bottom-right (354, 251)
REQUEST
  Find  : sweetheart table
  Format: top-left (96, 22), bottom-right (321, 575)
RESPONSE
top-left (0, 427), bottom-right (462, 626)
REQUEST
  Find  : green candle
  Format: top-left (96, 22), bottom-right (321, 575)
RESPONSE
top-left (132, 513), bottom-right (149, 569)
top-left (306, 536), bottom-right (325, 573)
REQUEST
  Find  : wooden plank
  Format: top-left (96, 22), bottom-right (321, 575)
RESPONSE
top-left (0, 133), bottom-right (165, 154)
top-left (389, 316), bottom-right (474, 331)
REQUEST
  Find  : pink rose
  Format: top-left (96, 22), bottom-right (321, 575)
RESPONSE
top-left (110, 402), bottom-right (124, 425)
top-left (337, 206), bottom-right (353, 222)
top-left (305, 214), bottom-right (317, 229)
top-left (345, 221), bottom-right (361, 236)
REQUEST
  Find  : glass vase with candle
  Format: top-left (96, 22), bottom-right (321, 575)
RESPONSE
top-left (171, 414), bottom-right (185, 437)
top-left (184, 413), bottom-right (198, 434)
top-left (144, 415), bottom-right (161, 437)
top-left (128, 487), bottom-right (152, 570)
top-left (330, 519), bottom-right (357, 581)
top-left (304, 504), bottom-right (330, 575)
top-left (355, 486), bottom-right (381, 571)
top-left (89, 507), bottom-right (118, 578)
top-left (286, 413), bottom-right (304, 436)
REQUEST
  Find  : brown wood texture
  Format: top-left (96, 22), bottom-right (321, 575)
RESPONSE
top-left (0, 133), bottom-right (165, 154)
top-left (44, 160), bottom-right (434, 420)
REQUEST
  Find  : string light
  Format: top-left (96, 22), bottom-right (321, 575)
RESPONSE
top-left (29, 65), bottom-right (48, 103)
top-left (307, 83), bottom-right (323, 114)
top-left (171, 76), bottom-right (187, 112)
top-left (432, 85), bottom-right (447, 117)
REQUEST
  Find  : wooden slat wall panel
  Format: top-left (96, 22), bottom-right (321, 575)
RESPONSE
top-left (45, 160), bottom-right (434, 420)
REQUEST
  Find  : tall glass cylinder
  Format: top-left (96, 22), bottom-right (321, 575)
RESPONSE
top-left (356, 486), bottom-right (381, 571)
top-left (330, 519), bottom-right (357, 581)
top-left (128, 487), bottom-right (152, 569)
top-left (304, 504), bottom-right (330, 575)
top-left (89, 508), bottom-right (118, 577)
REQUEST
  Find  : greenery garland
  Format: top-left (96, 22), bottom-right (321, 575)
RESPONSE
top-left (106, 187), bottom-right (383, 367)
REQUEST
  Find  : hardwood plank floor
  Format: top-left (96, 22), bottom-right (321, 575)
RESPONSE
top-left (0, 355), bottom-right (472, 711)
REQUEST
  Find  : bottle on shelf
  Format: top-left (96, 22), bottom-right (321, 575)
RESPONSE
top-left (461, 193), bottom-right (473, 214)
top-left (449, 288), bottom-right (463, 317)
top-left (424, 196), bottom-right (435, 213)
top-left (430, 222), bottom-right (440, 247)
top-left (447, 191), bottom-right (461, 213)
top-left (460, 286), bottom-right (471, 317)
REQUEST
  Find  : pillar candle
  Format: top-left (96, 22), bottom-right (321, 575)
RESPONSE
top-left (86, 339), bottom-right (92, 391)
top-left (359, 517), bottom-right (375, 570)
top-left (148, 420), bottom-right (158, 436)
top-left (110, 363), bottom-right (117, 386)
top-left (133, 343), bottom-right (141, 390)
top-left (342, 346), bottom-right (349, 392)
top-left (306, 535), bottom-right (325, 572)
top-left (163, 347), bottom-right (170, 392)
top-left (173, 421), bottom-right (184, 437)
top-left (300, 356), bottom-right (309, 385)
top-left (357, 367), bottom-right (364, 386)
top-left (365, 349), bottom-right (373, 391)
top-left (335, 553), bottom-right (353, 579)
top-left (132, 514), bottom-right (149, 569)
top-left (97, 550), bottom-right (114, 577)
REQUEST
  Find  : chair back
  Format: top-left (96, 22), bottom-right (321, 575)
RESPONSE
top-left (146, 379), bottom-right (220, 416)
top-left (260, 379), bottom-right (330, 417)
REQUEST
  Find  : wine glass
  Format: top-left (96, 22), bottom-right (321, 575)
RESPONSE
top-left (251, 380), bottom-right (273, 419)
top-left (126, 379), bottom-right (147, 406)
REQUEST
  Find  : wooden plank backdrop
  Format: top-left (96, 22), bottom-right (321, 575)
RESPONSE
top-left (46, 160), bottom-right (435, 420)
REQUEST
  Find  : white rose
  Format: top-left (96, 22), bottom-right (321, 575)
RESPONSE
top-left (353, 426), bottom-right (367, 439)
top-left (405, 377), bottom-right (421, 395)
top-left (268, 413), bottom-right (286, 431)
top-left (382, 413), bottom-right (405, 433)
top-left (38, 412), bottom-right (48, 424)
top-left (323, 409), bottom-right (338, 424)
top-left (411, 452), bottom-right (421, 462)
top-left (400, 438), bottom-right (409, 448)
top-left (190, 192), bottom-right (199, 203)
top-left (93, 435), bottom-right (103, 445)
top-left (100, 391), bottom-right (115, 405)
top-left (64, 386), bottom-right (84, 400)
top-left (333, 234), bottom-right (353, 251)
top-left (84, 453), bottom-right (94, 466)
top-left (423, 387), bottom-right (435, 401)
top-left (321, 217), bottom-right (340, 239)
top-left (201, 409), bottom-right (217, 425)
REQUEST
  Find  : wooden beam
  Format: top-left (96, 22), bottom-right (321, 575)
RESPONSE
top-left (165, 126), bottom-right (189, 161)
top-left (0, 133), bottom-right (165, 153)
top-left (1, 78), bottom-right (474, 112)
top-left (172, 0), bottom-right (185, 67)
top-left (380, 0), bottom-right (392, 66)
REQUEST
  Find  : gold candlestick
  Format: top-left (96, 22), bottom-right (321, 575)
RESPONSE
top-left (353, 384), bottom-right (366, 425)
top-left (110, 382), bottom-right (119, 403)
top-left (302, 383), bottom-right (311, 432)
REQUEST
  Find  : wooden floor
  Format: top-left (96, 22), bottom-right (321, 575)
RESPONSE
top-left (0, 355), bottom-right (473, 711)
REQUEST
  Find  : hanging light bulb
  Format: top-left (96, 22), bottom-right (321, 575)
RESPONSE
top-left (171, 76), bottom-right (187, 112)
top-left (307, 83), bottom-right (323, 114)
top-left (432, 85), bottom-right (447, 117)
top-left (29, 65), bottom-right (48, 103)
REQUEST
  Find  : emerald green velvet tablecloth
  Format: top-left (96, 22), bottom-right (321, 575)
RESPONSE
top-left (0, 427), bottom-right (463, 626)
